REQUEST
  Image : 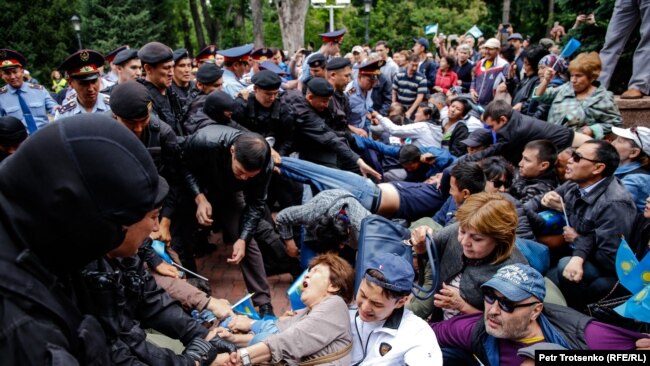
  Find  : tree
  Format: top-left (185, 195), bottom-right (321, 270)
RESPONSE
top-left (189, 0), bottom-right (206, 48)
top-left (251, 0), bottom-right (265, 47)
top-left (275, 0), bottom-right (310, 54)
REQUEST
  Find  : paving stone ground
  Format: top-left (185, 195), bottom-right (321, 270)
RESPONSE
top-left (196, 243), bottom-right (293, 315)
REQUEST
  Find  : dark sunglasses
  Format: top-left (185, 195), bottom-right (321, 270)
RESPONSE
top-left (632, 127), bottom-right (645, 151)
top-left (491, 179), bottom-right (507, 189)
top-left (482, 288), bottom-right (540, 313)
top-left (571, 151), bottom-right (601, 164)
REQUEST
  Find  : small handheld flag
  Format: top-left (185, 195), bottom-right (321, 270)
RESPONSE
top-left (287, 269), bottom-right (308, 311)
top-left (425, 24), bottom-right (439, 36)
top-left (552, 38), bottom-right (581, 69)
top-left (613, 237), bottom-right (650, 323)
top-left (466, 25), bottom-right (483, 38)
top-left (231, 293), bottom-right (261, 320)
top-left (152, 240), bottom-right (209, 281)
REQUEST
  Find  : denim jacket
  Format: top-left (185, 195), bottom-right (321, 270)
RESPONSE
top-left (614, 161), bottom-right (650, 213)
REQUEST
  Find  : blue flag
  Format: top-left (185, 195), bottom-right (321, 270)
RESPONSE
top-left (287, 269), bottom-right (308, 311)
top-left (559, 38), bottom-right (581, 59)
top-left (466, 25), bottom-right (483, 38)
top-left (614, 238), bottom-right (650, 322)
top-left (152, 240), bottom-right (174, 264)
top-left (231, 293), bottom-right (261, 320)
top-left (425, 24), bottom-right (438, 36)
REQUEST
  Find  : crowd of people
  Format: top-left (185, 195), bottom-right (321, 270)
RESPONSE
top-left (1, 10), bottom-right (650, 366)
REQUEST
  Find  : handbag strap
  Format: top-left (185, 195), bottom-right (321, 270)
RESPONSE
top-left (299, 342), bottom-right (353, 366)
top-left (595, 280), bottom-right (620, 303)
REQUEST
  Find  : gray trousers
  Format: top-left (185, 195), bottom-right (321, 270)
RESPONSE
top-left (599, 0), bottom-right (650, 94)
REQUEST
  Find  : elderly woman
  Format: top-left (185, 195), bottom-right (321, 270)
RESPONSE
top-left (533, 52), bottom-right (622, 139)
top-left (408, 192), bottom-right (528, 321)
top-left (216, 253), bottom-right (355, 365)
top-left (611, 126), bottom-right (650, 213)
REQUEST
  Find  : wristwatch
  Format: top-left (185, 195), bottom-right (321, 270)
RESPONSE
top-left (240, 348), bottom-right (252, 366)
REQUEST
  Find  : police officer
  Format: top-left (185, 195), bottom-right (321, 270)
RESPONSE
top-left (219, 44), bottom-right (254, 98)
top-left (0, 116), bottom-right (27, 162)
top-left (242, 48), bottom-right (274, 85)
top-left (182, 62), bottom-right (224, 134)
top-left (55, 50), bottom-right (111, 120)
top-left (195, 44), bottom-right (217, 67)
top-left (325, 57), bottom-right (353, 132)
top-left (299, 29), bottom-right (346, 83)
top-left (102, 45), bottom-right (129, 89)
top-left (292, 77), bottom-right (380, 179)
top-left (300, 53), bottom-right (327, 94)
top-left (172, 48), bottom-right (195, 105)
top-left (100, 48), bottom-right (142, 95)
top-left (137, 41), bottom-right (185, 136)
top-left (0, 49), bottom-right (59, 133)
top-left (346, 58), bottom-right (385, 134)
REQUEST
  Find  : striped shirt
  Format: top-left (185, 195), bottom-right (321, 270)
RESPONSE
top-left (392, 71), bottom-right (428, 107)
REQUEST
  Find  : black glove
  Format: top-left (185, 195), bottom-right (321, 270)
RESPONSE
top-left (209, 336), bottom-right (237, 354)
top-left (183, 337), bottom-right (218, 366)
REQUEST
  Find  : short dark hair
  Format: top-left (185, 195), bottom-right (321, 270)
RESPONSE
top-left (407, 54), bottom-right (420, 63)
top-left (233, 132), bottom-right (270, 171)
top-left (444, 55), bottom-right (456, 69)
top-left (524, 45), bottom-right (549, 74)
top-left (480, 156), bottom-right (515, 188)
top-left (306, 213), bottom-right (351, 253)
top-left (451, 161), bottom-right (486, 194)
top-left (524, 140), bottom-right (557, 170)
top-left (484, 100), bottom-right (513, 122)
top-left (398, 144), bottom-right (421, 165)
top-left (366, 269), bottom-right (410, 299)
top-left (500, 44), bottom-right (516, 63)
top-left (417, 103), bottom-right (433, 119)
top-left (375, 40), bottom-right (390, 50)
top-left (450, 97), bottom-right (471, 117)
top-left (585, 140), bottom-right (620, 177)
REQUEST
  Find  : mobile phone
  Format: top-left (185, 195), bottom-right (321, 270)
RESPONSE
top-left (554, 21), bottom-right (559, 27)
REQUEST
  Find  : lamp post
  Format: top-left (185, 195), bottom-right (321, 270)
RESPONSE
top-left (364, 0), bottom-right (372, 44)
top-left (70, 15), bottom-right (82, 50)
top-left (311, 0), bottom-right (350, 32)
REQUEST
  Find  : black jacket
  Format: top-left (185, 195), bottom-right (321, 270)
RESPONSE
top-left (371, 73), bottom-right (392, 116)
top-left (183, 125), bottom-right (272, 243)
top-left (139, 79), bottom-right (185, 137)
top-left (630, 214), bottom-right (650, 259)
top-left (328, 90), bottom-right (352, 133)
top-left (509, 170), bottom-right (558, 204)
top-left (525, 176), bottom-right (636, 273)
top-left (469, 111), bottom-right (574, 167)
top-left (292, 94), bottom-right (359, 168)
top-left (232, 93), bottom-right (295, 156)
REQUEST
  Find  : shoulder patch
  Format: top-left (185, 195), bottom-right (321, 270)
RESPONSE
top-left (59, 99), bottom-right (77, 113)
top-left (0, 86), bottom-right (6, 95)
top-left (28, 83), bottom-right (44, 90)
top-left (346, 87), bottom-right (356, 96)
top-left (102, 94), bottom-right (110, 104)
top-left (64, 92), bottom-right (77, 102)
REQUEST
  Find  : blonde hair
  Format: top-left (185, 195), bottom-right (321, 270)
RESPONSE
top-left (568, 52), bottom-right (602, 80)
top-left (454, 192), bottom-right (517, 264)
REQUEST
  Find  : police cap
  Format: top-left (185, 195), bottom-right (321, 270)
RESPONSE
top-left (195, 45), bottom-right (217, 63)
top-left (138, 42), bottom-right (173, 65)
top-left (0, 49), bottom-right (26, 70)
top-left (250, 48), bottom-right (274, 62)
top-left (173, 48), bottom-right (191, 63)
top-left (307, 53), bottom-right (327, 68)
top-left (113, 48), bottom-right (139, 66)
top-left (307, 77), bottom-right (333, 97)
top-left (259, 61), bottom-right (287, 76)
top-left (251, 70), bottom-right (281, 90)
top-left (0, 116), bottom-right (27, 146)
top-left (218, 44), bottom-right (254, 63)
top-left (196, 63), bottom-right (224, 84)
top-left (58, 50), bottom-right (105, 81)
top-left (354, 59), bottom-right (385, 78)
top-left (319, 29), bottom-right (346, 44)
top-left (326, 57), bottom-right (351, 71)
top-left (110, 80), bottom-right (153, 120)
top-left (105, 45), bottom-right (129, 64)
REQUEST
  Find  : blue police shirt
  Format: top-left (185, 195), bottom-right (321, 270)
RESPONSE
top-left (222, 69), bottom-right (247, 99)
top-left (345, 79), bottom-right (373, 130)
top-left (54, 93), bottom-right (111, 120)
top-left (0, 82), bottom-right (59, 133)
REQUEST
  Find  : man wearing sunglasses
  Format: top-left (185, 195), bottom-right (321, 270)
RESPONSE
top-left (525, 140), bottom-right (636, 311)
top-left (431, 264), bottom-right (649, 365)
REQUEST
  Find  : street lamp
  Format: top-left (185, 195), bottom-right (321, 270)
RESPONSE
top-left (70, 15), bottom-right (83, 50)
top-left (364, 0), bottom-right (372, 44)
top-left (311, 0), bottom-right (350, 32)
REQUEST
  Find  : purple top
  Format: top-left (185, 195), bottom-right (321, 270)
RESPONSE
top-left (431, 312), bottom-right (646, 366)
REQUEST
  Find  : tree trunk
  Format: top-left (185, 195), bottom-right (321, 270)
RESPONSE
top-left (502, 0), bottom-right (510, 24)
top-left (200, 0), bottom-right (218, 44)
top-left (250, 0), bottom-right (265, 48)
top-left (547, 0), bottom-right (555, 34)
top-left (189, 0), bottom-right (206, 47)
top-left (276, 0), bottom-right (310, 54)
top-left (181, 11), bottom-right (194, 55)
top-left (233, 0), bottom-right (245, 44)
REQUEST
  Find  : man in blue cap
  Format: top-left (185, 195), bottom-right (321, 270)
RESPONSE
top-left (412, 37), bottom-right (438, 92)
top-left (0, 49), bottom-right (59, 134)
top-left (219, 44), bottom-right (254, 98)
top-left (350, 252), bottom-right (442, 365)
top-left (55, 49), bottom-right (111, 120)
top-left (299, 29), bottom-right (346, 83)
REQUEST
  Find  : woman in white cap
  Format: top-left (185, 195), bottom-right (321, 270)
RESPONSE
top-left (611, 126), bottom-right (650, 213)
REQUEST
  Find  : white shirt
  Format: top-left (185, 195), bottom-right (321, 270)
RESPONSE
top-left (377, 115), bottom-right (442, 148)
top-left (350, 307), bottom-right (443, 366)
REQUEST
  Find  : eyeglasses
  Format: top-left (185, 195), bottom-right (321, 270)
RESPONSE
top-left (632, 127), bottom-right (645, 151)
top-left (571, 151), bottom-right (601, 164)
top-left (483, 289), bottom-right (540, 313)
top-left (491, 179), bottom-right (507, 189)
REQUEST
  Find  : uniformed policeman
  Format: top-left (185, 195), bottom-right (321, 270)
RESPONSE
top-left (100, 48), bottom-right (141, 95)
top-left (102, 45), bottom-right (129, 88)
top-left (54, 50), bottom-right (111, 120)
top-left (299, 28), bottom-right (346, 83)
top-left (137, 41), bottom-right (184, 136)
top-left (195, 44), bottom-right (217, 67)
top-left (242, 48), bottom-right (274, 84)
top-left (325, 57), bottom-right (353, 132)
top-left (0, 49), bottom-right (59, 134)
top-left (171, 48), bottom-right (194, 105)
top-left (300, 53), bottom-right (327, 94)
top-left (0, 116), bottom-right (27, 162)
top-left (346, 58), bottom-right (385, 132)
top-left (182, 62), bottom-right (224, 133)
top-left (219, 44), bottom-right (254, 98)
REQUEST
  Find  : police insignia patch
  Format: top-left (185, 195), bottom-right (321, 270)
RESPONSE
top-left (80, 51), bottom-right (90, 62)
top-left (379, 342), bottom-right (392, 356)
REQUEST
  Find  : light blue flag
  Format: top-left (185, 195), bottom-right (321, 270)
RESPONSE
top-left (615, 285), bottom-right (650, 323)
top-left (559, 38), bottom-right (581, 59)
top-left (231, 293), bottom-right (261, 320)
top-left (614, 238), bottom-right (650, 322)
top-left (466, 25), bottom-right (483, 38)
top-left (287, 269), bottom-right (308, 311)
top-left (425, 24), bottom-right (438, 36)
top-left (152, 240), bottom-right (174, 264)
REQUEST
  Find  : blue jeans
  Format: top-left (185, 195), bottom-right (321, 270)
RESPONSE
top-left (279, 157), bottom-right (381, 212)
top-left (219, 317), bottom-right (280, 345)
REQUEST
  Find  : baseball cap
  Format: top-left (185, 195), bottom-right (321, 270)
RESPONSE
top-left (413, 37), bottom-right (430, 49)
top-left (508, 33), bottom-right (523, 41)
top-left (612, 126), bottom-right (650, 156)
top-left (517, 342), bottom-right (567, 359)
top-left (352, 45), bottom-right (364, 54)
top-left (483, 38), bottom-right (501, 49)
top-left (461, 128), bottom-right (493, 147)
top-left (481, 264), bottom-right (546, 302)
top-left (364, 253), bottom-right (414, 293)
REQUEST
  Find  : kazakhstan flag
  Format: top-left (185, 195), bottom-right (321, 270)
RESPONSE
top-left (614, 238), bottom-right (650, 323)
top-left (231, 293), bottom-right (261, 320)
